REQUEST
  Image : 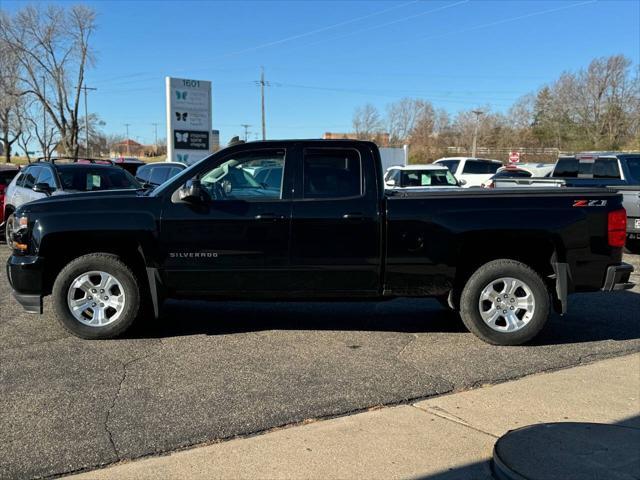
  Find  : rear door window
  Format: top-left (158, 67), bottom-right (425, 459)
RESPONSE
top-left (303, 148), bottom-right (362, 199)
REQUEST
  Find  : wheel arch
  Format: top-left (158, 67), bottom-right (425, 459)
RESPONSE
top-left (38, 232), bottom-right (153, 299)
top-left (448, 230), bottom-right (562, 310)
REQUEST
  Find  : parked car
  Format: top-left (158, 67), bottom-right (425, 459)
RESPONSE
top-left (384, 165), bottom-right (461, 191)
top-left (5, 140), bottom-right (634, 345)
top-left (497, 152), bottom-right (640, 253)
top-left (3, 159), bottom-right (141, 244)
top-left (111, 156), bottom-right (146, 175)
top-left (135, 162), bottom-right (186, 188)
top-left (483, 163), bottom-right (554, 188)
top-left (434, 157), bottom-right (502, 187)
top-left (0, 165), bottom-right (20, 232)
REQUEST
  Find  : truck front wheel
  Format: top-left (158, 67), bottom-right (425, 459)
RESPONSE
top-left (52, 253), bottom-right (141, 339)
top-left (459, 259), bottom-right (550, 346)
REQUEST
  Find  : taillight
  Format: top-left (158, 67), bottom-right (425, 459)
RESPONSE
top-left (608, 209), bottom-right (627, 248)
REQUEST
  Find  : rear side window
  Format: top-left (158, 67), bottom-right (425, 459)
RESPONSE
top-left (303, 148), bottom-right (362, 199)
top-left (463, 160), bottom-right (500, 174)
top-left (593, 158), bottom-right (620, 179)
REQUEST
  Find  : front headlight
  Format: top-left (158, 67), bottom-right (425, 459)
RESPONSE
top-left (11, 214), bottom-right (29, 252)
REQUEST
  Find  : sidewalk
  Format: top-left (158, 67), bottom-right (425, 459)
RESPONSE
top-left (70, 353), bottom-right (640, 480)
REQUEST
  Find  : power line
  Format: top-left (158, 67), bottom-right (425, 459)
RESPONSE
top-left (298, 0), bottom-right (469, 50)
top-left (220, 0), bottom-right (420, 58)
top-left (405, 0), bottom-right (598, 47)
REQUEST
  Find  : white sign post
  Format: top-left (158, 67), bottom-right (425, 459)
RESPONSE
top-left (166, 77), bottom-right (212, 165)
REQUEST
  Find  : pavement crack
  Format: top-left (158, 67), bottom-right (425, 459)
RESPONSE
top-left (103, 347), bottom-right (165, 460)
top-left (105, 362), bottom-right (126, 458)
top-left (412, 404), bottom-right (499, 439)
top-left (396, 333), bottom-right (418, 360)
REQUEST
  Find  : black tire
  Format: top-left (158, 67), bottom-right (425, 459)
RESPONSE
top-left (4, 213), bottom-right (14, 245)
top-left (52, 253), bottom-right (141, 339)
top-left (459, 259), bottom-right (550, 346)
top-left (625, 239), bottom-right (640, 255)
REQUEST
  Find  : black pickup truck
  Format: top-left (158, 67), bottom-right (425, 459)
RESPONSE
top-left (5, 140), bottom-right (634, 345)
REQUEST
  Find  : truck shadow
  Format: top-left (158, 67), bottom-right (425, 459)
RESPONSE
top-left (133, 290), bottom-right (640, 345)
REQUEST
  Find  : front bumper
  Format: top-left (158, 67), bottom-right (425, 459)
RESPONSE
top-left (601, 263), bottom-right (634, 291)
top-left (6, 255), bottom-right (45, 314)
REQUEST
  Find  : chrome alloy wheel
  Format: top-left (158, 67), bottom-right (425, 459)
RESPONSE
top-left (478, 277), bottom-right (536, 333)
top-left (66, 271), bottom-right (126, 327)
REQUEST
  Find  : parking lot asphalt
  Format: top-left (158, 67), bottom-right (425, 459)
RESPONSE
top-left (1, 247), bottom-right (639, 480)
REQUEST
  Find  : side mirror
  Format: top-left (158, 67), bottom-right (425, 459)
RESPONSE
top-left (33, 183), bottom-right (52, 196)
top-left (178, 179), bottom-right (205, 203)
top-left (458, 179), bottom-right (467, 186)
top-left (385, 178), bottom-right (396, 187)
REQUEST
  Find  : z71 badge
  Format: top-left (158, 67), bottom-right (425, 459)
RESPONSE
top-left (573, 199), bottom-right (607, 207)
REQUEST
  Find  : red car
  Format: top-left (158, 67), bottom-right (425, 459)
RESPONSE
top-left (0, 165), bottom-right (20, 230)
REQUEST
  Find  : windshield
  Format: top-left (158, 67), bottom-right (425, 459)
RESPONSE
top-left (56, 166), bottom-right (141, 191)
top-left (400, 169), bottom-right (458, 187)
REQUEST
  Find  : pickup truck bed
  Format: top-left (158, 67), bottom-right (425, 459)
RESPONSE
top-left (6, 140), bottom-right (634, 345)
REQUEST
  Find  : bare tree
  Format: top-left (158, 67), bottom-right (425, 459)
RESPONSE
top-left (352, 103), bottom-right (383, 140)
top-left (387, 98), bottom-right (432, 144)
top-left (0, 39), bottom-right (22, 162)
top-left (0, 4), bottom-right (97, 159)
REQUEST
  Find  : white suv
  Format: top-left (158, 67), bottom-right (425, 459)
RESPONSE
top-left (434, 157), bottom-right (503, 187)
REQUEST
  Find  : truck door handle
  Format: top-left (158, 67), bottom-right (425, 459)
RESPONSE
top-left (254, 213), bottom-right (280, 220)
top-left (342, 212), bottom-right (364, 220)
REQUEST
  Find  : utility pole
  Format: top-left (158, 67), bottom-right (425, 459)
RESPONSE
top-left (471, 110), bottom-right (484, 158)
top-left (255, 67), bottom-right (270, 140)
top-left (151, 123), bottom-right (159, 155)
top-left (82, 85), bottom-right (97, 156)
top-left (240, 124), bottom-right (251, 142)
top-left (124, 123), bottom-right (131, 156)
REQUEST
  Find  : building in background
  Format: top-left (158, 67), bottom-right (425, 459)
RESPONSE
top-left (211, 129), bottom-right (220, 151)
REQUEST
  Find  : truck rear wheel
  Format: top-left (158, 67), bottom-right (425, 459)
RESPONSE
top-left (459, 259), bottom-right (550, 346)
top-left (52, 253), bottom-right (141, 339)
